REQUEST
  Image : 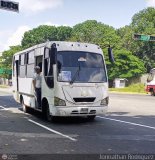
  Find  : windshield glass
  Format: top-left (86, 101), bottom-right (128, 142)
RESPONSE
top-left (57, 51), bottom-right (107, 83)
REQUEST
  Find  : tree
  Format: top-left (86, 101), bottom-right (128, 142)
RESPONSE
top-left (132, 7), bottom-right (155, 34)
top-left (22, 25), bottom-right (58, 49)
top-left (117, 25), bottom-right (136, 51)
top-left (70, 20), bottom-right (122, 49)
top-left (22, 25), bottom-right (72, 49)
top-left (117, 7), bottom-right (155, 72)
top-left (0, 45), bottom-right (22, 69)
top-left (0, 45), bottom-right (22, 78)
top-left (56, 26), bottom-right (72, 41)
top-left (131, 7), bottom-right (155, 72)
top-left (106, 49), bottom-right (146, 81)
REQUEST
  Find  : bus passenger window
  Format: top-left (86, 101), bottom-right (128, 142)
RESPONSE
top-left (27, 51), bottom-right (35, 78)
top-left (19, 54), bottom-right (26, 78)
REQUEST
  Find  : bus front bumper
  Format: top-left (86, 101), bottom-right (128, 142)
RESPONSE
top-left (49, 105), bottom-right (108, 117)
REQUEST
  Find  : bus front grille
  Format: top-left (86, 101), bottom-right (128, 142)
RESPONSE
top-left (73, 97), bottom-right (96, 103)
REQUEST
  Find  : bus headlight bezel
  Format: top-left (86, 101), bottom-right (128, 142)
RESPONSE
top-left (100, 97), bottom-right (109, 106)
top-left (54, 97), bottom-right (66, 106)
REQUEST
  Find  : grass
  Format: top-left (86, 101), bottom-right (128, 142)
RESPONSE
top-left (0, 85), bottom-right (10, 88)
top-left (109, 83), bottom-right (146, 94)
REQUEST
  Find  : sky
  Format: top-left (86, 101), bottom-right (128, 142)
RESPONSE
top-left (0, 0), bottom-right (155, 53)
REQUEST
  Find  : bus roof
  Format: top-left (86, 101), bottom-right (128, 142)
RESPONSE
top-left (14, 41), bottom-right (103, 56)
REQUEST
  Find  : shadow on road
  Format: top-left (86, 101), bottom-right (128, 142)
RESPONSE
top-left (0, 95), bottom-right (20, 108)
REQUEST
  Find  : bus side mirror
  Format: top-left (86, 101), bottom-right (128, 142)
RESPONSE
top-left (108, 47), bottom-right (115, 63)
top-left (50, 43), bottom-right (57, 64)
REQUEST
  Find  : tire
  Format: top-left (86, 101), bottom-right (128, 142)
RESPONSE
top-left (150, 89), bottom-right (155, 96)
top-left (43, 102), bottom-right (53, 122)
top-left (22, 99), bottom-right (28, 113)
top-left (87, 115), bottom-right (96, 121)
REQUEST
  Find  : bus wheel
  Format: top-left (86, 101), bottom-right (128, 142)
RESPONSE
top-left (87, 115), bottom-right (96, 121)
top-left (22, 99), bottom-right (28, 113)
top-left (44, 103), bottom-right (53, 122)
top-left (150, 89), bottom-right (155, 96)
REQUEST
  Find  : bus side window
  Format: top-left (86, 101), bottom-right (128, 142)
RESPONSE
top-left (27, 50), bottom-right (35, 78)
top-left (19, 53), bottom-right (26, 78)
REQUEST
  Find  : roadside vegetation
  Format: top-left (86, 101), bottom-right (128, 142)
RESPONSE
top-left (0, 85), bottom-right (10, 88)
top-left (109, 83), bottom-right (146, 94)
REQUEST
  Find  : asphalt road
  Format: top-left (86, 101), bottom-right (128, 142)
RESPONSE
top-left (0, 90), bottom-right (155, 159)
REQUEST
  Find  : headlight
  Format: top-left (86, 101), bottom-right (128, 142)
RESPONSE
top-left (54, 97), bottom-right (66, 106)
top-left (100, 97), bottom-right (109, 106)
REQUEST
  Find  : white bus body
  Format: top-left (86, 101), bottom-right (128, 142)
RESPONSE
top-left (12, 41), bottom-right (109, 120)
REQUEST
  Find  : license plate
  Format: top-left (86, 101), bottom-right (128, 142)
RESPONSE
top-left (80, 108), bottom-right (88, 113)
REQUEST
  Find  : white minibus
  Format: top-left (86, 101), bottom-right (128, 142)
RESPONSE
top-left (12, 41), bottom-right (113, 121)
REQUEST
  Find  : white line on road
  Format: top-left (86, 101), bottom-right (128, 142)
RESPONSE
top-left (0, 106), bottom-right (8, 110)
top-left (28, 119), bottom-right (77, 141)
top-left (97, 116), bottom-right (155, 130)
top-left (0, 106), bottom-right (5, 109)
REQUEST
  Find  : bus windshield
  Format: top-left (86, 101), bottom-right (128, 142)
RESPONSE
top-left (57, 51), bottom-right (107, 83)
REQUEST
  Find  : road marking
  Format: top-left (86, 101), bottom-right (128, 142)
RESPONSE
top-left (0, 106), bottom-right (5, 109)
top-left (0, 106), bottom-right (8, 110)
top-left (28, 119), bottom-right (77, 141)
top-left (97, 116), bottom-right (155, 130)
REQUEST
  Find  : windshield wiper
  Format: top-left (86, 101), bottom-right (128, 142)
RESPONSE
top-left (70, 63), bottom-right (81, 84)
